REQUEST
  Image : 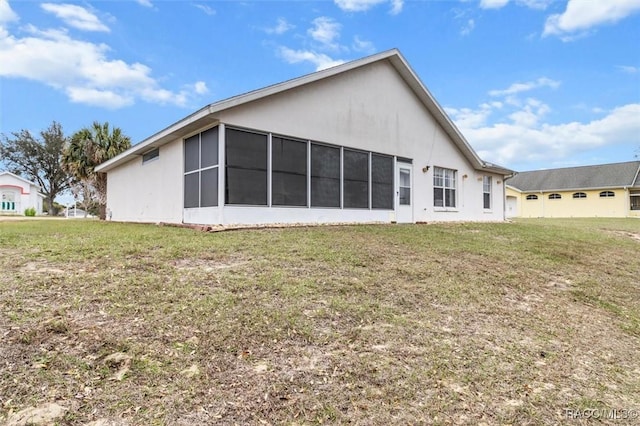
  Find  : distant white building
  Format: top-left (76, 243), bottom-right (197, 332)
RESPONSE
top-left (0, 171), bottom-right (45, 215)
top-left (96, 49), bottom-right (512, 226)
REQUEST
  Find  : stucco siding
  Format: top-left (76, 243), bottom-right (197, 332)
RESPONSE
top-left (509, 188), bottom-right (633, 218)
top-left (214, 61), bottom-right (504, 223)
top-left (0, 173), bottom-right (43, 215)
top-left (100, 53), bottom-right (509, 226)
top-left (106, 140), bottom-right (183, 223)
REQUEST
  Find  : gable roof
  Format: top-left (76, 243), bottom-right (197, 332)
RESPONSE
top-left (506, 161), bottom-right (640, 192)
top-left (0, 171), bottom-right (43, 191)
top-left (96, 49), bottom-right (512, 176)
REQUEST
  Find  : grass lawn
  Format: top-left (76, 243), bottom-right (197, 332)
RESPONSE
top-left (1, 218), bottom-right (639, 425)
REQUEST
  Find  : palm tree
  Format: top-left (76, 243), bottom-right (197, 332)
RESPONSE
top-left (63, 122), bottom-right (131, 219)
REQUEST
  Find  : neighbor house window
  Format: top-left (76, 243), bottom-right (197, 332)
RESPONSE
top-left (343, 149), bottom-right (369, 209)
top-left (311, 143), bottom-right (341, 208)
top-left (526, 194), bottom-right (538, 200)
top-left (272, 136), bottom-right (307, 207)
top-left (483, 176), bottom-right (492, 209)
top-left (600, 191), bottom-right (615, 198)
top-left (573, 192), bottom-right (587, 199)
top-left (225, 128), bottom-right (268, 205)
top-left (434, 167), bottom-right (456, 208)
top-left (631, 191), bottom-right (640, 210)
top-left (371, 154), bottom-right (394, 209)
top-left (184, 127), bottom-right (219, 208)
top-left (549, 193), bottom-right (561, 199)
top-left (142, 147), bottom-right (159, 164)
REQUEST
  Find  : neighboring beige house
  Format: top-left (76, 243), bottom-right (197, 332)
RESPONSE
top-left (0, 171), bottom-right (45, 215)
top-left (96, 49), bottom-right (512, 226)
top-left (505, 161), bottom-right (640, 218)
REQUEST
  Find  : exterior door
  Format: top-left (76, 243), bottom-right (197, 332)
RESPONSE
top-left (396, 164), bottom-right (413, 223)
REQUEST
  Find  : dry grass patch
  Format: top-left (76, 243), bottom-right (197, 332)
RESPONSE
top-left (1, 218), bottom-right (639, 425)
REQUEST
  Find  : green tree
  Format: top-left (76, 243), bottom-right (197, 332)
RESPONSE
top-left (0, 121), bottom-right (71, 215)
top-left (63, 122), bottom-right (131, 220)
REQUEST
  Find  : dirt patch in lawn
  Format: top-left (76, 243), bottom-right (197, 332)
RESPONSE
top-left (1, 219), bottom-right (639, 425)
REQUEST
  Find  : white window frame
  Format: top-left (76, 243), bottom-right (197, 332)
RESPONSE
top-left (434, 166), bottom-right (457, 209)
top-left (142, 147), bottom-right (159, 164)
top-left (483, 176), bottom-right (492, 210)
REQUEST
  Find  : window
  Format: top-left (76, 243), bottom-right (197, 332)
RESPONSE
top-left (142, 147), bottom-right (159, 164)
top-left (371, 154), bottom-right (393, 209)
top-left (225, 128), bottom-right (267, 205)
top-left (434, 167), bottom-right (456, 208)
top-left (483, 176), bottom-right (491, 209)
top-left (272, 137), bottom-right (307, 206)
top-left (631, 191), bottom-right (640, 211)
top-left (526, 194), bottom-right (538, 200)
top-left (184, 127), bottom-right (219, 208)
top-left (549, 193), bottom-right (562, 199)
top-left (573, 192), bottom-right (587, 199)
top-left (1, 191), bottom-right (16, 211)
top-left (600, 191), bottom-right (615, 198)
top-left (343, 149), bottom-right (369, 208)
top-left (399, 168), bottom-right (411, 205)
top-left (311, 144), bottom-right (340, 207)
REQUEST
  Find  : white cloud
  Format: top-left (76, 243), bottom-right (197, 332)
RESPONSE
top-left (277, 46), bottom-right (345, 71)
top-left (0, 22), bottom-right (204, 109)
top-left (308, 16), bottom-right (341, 48)
top-left (479, 0), bottom-right (510, 10)
top-left (41, 3), bottom-right (109, 32)
top-left (194, 4), bottom-right (216, 16)
top-left (0, 0), bottom-right (18, 25)
top-left (136, 0), bottom-right (153, 8)
top-left (461, 19), bottom-right (475, 36)
top-left (516, 0), bottom-right (552, 10)
top-left (192, 81), bottom-right (209, 95)
top-left (265, 17), bottom-right (294, 35)
top-left (489, 77), bottom-right (560, 97)
top-left (389, 0), bottom-right (404, 15)
top-left (617, 65), bottom-right (639, 74)
top-left (334, 0), bottom-right (403, 15)
top-left (543, 0), bottom-right (640, 38)
top-left (352, 35), bottom-right (375, 53)
top-left (450, 96), bottom-right (640, 167)
top-left (67, 87), bottom-right (133, 109)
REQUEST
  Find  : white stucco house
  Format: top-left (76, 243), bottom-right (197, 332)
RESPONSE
top-left (95, 49), bottom-right (512, 226)
top-left (0, 171), bottom-right (45, 215)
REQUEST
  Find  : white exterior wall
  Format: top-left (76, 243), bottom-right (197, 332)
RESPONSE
top-left (104, 60), bottom-right (505, 225)
top-left (0, 173), bottom-right (43, 215)
top-left (106, 141), bottom-right (183, 223)
top-left (215, 61), bottom-right (504, 224)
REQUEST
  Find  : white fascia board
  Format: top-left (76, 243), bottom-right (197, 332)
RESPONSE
top-left (95, 106), bottom-right (215, 172)
top-left (386, 54), bottom-right (511, 176)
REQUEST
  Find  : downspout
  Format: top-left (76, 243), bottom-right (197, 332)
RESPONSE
top-left (624, 186), bottom-right (629, 218)
top-left (503, 172), bottom-right (517, 221)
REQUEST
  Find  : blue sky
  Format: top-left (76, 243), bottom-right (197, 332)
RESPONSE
top-left (1, 0), bottom-right (639, 180)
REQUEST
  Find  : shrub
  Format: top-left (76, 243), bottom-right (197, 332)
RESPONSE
top-left (24, 207), bottom-right (36, 217)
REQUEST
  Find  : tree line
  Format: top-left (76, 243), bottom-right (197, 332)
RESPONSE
top-left (0, 121), bottom-right (131, 219)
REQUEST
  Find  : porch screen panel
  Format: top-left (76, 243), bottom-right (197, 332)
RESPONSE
top-left (184, 135), bottom-right (199, 173)
top-left (343, 149), bottom-right (369, 208)
top-left (272, 137), bottom-right (307, 206)
top-left (200, 168), bottom-right (218, 207)
top-left (184, 173), bottom-right (199, 208)
top-left (200, 127), bottom-right (219, 168)
top-left (371, 154), bottom-right (393, 209)
top-left (311, 144), bottom-right (340, 207)
top-left (225, 129), bottom-right (268, 205)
